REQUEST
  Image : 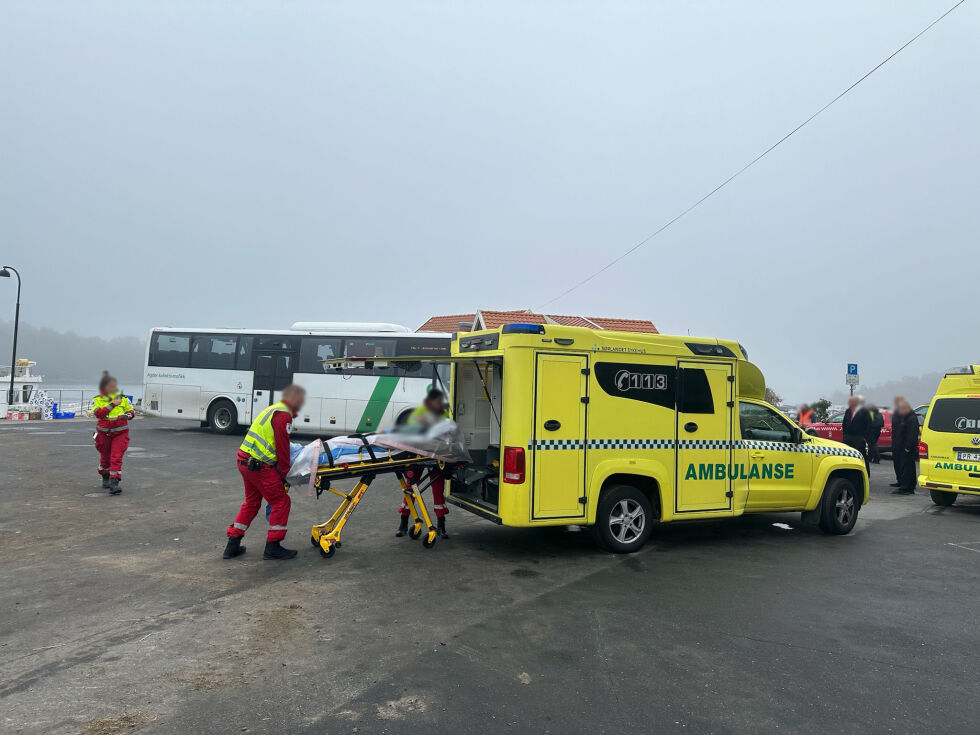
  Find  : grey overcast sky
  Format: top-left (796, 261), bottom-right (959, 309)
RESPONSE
top-left (1, 1), bottom-right (977, 401)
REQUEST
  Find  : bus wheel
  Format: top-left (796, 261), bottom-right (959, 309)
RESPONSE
top-left (930, 489), bottom-right (956, 507)
top-left (593, 485), bottom-right (653, 553)
top-left (818, 477), bottom-right (858, 534)
top-left (208, 399), bottom-right (238, 435)
top-left (395, 410), bottom-right (413, 427)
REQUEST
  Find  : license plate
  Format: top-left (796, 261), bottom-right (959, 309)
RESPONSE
top-left (957, 451), bottom-right (980, 462)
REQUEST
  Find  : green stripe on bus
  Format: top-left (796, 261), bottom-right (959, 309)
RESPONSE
top-left (356, 376), bottom-right (401, 433)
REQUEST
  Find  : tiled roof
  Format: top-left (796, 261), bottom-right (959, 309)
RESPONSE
top-left (546, 315), bottom-right (597, 328)
top-left (417, 314), bottom-right (475, 332)
top-left (419, 310), bottom-right (658, 334)
top-left (588, 317), bottom-right (659, 334)
top-left (477, 310), bottom-right (547, 328)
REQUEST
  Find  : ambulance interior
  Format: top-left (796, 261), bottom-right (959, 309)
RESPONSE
top-left (450, 360), bottom-right (502, 511)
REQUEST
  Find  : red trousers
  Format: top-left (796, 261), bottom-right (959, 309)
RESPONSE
top-left (95, 430), bottom-right (129, 479)
top-left (228, 455), bottom-right (291, 542)
top-left (400, 467), bottom-right (447, 518)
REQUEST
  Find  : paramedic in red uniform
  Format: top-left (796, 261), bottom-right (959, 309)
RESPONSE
top-left (223, 385), bottom-right (306, 561)
top-left (92, 374), bottom-right (135, 495)
top-left (396, 389), bottom-right (451, 540)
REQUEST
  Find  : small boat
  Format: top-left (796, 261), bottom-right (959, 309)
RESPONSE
top-left (0, 359), bottom-right (45, 416)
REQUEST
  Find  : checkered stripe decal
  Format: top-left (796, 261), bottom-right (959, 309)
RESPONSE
top-left (528, 438), bottom-right (864, 459)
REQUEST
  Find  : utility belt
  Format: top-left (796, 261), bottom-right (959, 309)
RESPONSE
top-left (239, 455), bottom-right (275, 472)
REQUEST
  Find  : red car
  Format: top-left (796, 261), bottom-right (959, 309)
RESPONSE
top-left (805, 410), bottom-right (892, 453)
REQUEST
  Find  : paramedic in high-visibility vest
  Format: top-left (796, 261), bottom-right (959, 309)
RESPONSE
top-left (91, 374), bottom-right (136, 495)
top-left (223, 385), bottom-right (306, 561)
top-left (396, 388), bottom-right (451, 540)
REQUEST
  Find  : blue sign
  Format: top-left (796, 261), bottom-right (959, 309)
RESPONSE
top-left (847, 363), bottom-right (858, 375)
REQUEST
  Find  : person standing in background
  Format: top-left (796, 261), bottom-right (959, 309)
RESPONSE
top-left (891, 396), bottom-right (920, 495)
top-left (798, 404), bottom-right (814, 427)
top-left (841, 395), bottom-right (871, 474)
top-left (866, 404), bottom-right (884, 464)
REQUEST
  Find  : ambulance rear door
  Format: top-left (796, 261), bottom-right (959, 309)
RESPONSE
top-left (674, 360), bottom-right (735, 513)
top-left (532, 352), bottom-right (588, 520)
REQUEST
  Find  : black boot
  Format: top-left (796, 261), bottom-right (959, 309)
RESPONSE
top-left (437, 516), bottom-right (449, 540)
top-left (263, 541), bottom-right (297, 560)
top-left (223, 536), bottom-right (246, 559)
top-left (395, 515), bottom-right (409, 537)
top-left (108, 477), bottom-right (122, 495)
top-left (101, 475), bottom-right (111, 490)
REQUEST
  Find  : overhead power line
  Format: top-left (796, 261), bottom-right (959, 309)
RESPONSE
top-left (536, 0), bottom-right (969, 310)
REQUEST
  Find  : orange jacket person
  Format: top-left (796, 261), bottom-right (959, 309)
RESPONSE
top-left (91, 375), bottom-right (136, 495)
top-left (798, 404), bottom-right (814, 426)
top-left (223, 385), bottom-right (306, 561)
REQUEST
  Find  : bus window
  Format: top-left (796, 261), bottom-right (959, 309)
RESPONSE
top-left (300, 337), bottom-right (342, 374)
top-left (345, 338), bottom-right (395, 359)
top-left (257, 336), bottom-right (298, 351)
top-left (190, 334), bottom-right (238, 370)
top-left (236, 335), bottom-right (254, 370)
top-left (150, 333), bottom-right (191, 368)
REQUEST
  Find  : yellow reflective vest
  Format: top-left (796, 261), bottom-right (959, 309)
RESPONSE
top-left (240, 402), bottom-right (291, 465)
top-left (91, 392), bottom-right (135, 420)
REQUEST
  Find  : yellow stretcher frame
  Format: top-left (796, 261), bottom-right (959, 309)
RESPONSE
top-left (305, 441), bottom-right (459, 559)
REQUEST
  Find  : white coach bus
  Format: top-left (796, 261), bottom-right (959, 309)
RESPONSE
top-left (143, 323), bottom-right (450, 434)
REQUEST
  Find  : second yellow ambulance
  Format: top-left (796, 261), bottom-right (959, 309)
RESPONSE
top-left (918, 365), bottom-right (980, 506)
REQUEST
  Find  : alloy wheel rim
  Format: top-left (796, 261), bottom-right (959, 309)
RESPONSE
top-left (835, 487), bottom-right (854, 526)
top-left (609, 499), bottom-right (645, 543)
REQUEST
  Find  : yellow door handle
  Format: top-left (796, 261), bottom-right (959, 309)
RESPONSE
top-left (751, 452), bottom-right (765, 459)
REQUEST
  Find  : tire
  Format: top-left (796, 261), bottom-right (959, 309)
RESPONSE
top-left (930, 489), bottom-right (956, 507)
top-left (395, 410), bottom-right (413, 427)
top-left (818, 477), bottom-right (859, 535)
top-left (208, 399), bottom-right (238, 435)
top-left (592, 485), bottom-right (654, 553)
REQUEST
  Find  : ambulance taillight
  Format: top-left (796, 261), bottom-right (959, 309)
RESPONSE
top-left (503, 447), bottom-right (525, 483)
top-left (918, 441), bottom-right (929, 459)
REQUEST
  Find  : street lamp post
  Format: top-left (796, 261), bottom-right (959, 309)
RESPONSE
top-left (0, 266), bottom-right (22, 407)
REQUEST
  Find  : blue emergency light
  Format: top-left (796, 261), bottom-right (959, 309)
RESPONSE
top-left (501, 323), bottom-right (546, 334)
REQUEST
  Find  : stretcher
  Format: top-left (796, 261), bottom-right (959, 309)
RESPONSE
top-left (304, 434), bottom-right (465, 559)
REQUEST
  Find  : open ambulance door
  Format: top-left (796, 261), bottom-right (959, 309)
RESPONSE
top-left (322, 353), bottom-right (505, 519)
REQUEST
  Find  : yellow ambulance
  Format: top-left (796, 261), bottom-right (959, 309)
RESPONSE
top-left (918, 365), bottom-right (980, 506)
top-left (389, 324), bottom-right (869, 552)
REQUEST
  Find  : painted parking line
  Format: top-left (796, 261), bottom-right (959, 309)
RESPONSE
top-left (947, 541), bottom-right (980, 554)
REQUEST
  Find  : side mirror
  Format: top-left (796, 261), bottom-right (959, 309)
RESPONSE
top-left (790, 427), bottom-right (804, 443)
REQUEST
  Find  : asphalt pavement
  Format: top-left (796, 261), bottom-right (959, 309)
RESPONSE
top-left (1, 418), bottom-right (978, 734)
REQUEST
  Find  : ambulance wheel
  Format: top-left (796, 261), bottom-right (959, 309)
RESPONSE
top-left (818, 477), bottom-right (858, 534)
top-left (422, 533), bottom-right (437, 549)
top-left (409, 524), bottom-right (423, 540)
top-left (319, 544), bottom-right (335, 559)
top-left (930, 489), bottom-right (956, 506)
top-left (208, 399), bottom-right (238, 435)
top-left (593, 485), bottom-right (654, 553)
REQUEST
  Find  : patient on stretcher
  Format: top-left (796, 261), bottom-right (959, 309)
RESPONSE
top-left (286, 418), bottom-right (471, 485)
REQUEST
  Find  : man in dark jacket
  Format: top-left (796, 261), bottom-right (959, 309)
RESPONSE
top-left (842, 396), bottom-right (871, 473)
top-left (891, 396), bottom-right (920, 495)
top-left (866, 404), bottom-right (884, 464)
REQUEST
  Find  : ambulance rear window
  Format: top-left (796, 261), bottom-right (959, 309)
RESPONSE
top-left (927, 398), bottom-right (980, 434)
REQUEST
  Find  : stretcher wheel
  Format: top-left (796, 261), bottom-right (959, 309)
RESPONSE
top-left (409, 524), bottom-right (423, 540)
top-left (422, 533), bottom-right (437, 549)
top-left (311, 534), bottom-right (319, 546)
top-left (319, 544), bottom-right (336, 559)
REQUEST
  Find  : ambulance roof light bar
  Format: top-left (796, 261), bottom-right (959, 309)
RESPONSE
top-left (945, 365), bottom-right (977, 375)
top-left (501, 323), bottom-right (546, 334)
